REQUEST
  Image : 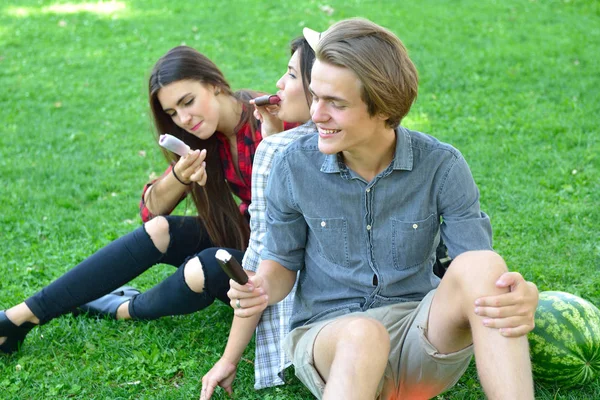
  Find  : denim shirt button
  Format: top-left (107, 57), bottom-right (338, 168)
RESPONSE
top-left (321, 221), bottom-right (326, 227)
top-left (413, 223), bottom-right (418, 229)
top-left (366, 224), bottom-right (372, 231)
top-left (366, 188), bottom-right (371, 193)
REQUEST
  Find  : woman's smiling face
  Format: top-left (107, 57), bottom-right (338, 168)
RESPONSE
top-left (158, 79), bottom-right (221, 140)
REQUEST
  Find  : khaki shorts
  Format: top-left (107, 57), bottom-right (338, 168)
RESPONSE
top-left (283, 290), bottom-right (473, 399)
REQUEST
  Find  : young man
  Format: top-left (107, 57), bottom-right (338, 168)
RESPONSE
top-left (203, 18), bottom-right (538, 400)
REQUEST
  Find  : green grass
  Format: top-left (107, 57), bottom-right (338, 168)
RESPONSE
top-left (1, 0), bottom-right (599, 398)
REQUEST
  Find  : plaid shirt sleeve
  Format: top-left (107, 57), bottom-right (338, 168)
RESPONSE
top-left (242, 122), bottom-right (315, 389)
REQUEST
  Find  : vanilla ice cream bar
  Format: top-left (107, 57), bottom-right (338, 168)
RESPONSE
top-left (159, 134), bottom-right (190, 157)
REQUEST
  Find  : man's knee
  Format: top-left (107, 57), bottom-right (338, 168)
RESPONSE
top-left (444, 250), bottom-right (508, 291)
top-left (335, 317), bottom-right (390, 357)
top-left (144, 216), bottom-right (170, 253)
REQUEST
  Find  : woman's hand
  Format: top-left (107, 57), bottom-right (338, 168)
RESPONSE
top-left (474, 272), bottom-right (539, 337)
top-left (200, 358), bottom-right (237, 400)
top-left (228, 274), bottom-right (269, 318)
top-left (250, 99), bottom-right (284, 138)
top-left (173, 149), bottom-right (207, 186)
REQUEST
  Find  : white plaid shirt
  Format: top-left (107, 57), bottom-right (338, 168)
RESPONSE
top-left (242, 121), bottom-right (315, 389)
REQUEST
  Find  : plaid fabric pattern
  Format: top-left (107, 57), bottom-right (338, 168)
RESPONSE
top-left (242, 121), bottom-right (315, 389)
top-left (215, 122), bottom-right (260, 217)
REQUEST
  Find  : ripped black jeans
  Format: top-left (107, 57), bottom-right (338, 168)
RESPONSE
top-left (25, 216), bottom-right (241, 324)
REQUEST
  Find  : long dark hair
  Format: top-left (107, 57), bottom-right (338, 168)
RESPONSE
top-left (289, 37), bottom-right (316, 108)
top-left (148, 46), bottom-right (258, 250)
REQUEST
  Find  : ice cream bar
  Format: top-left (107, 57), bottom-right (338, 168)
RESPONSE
top-left (253, 94), bottom-right (281, 106)
top-left (215, 249), bottom-right (249, 285)
top-left (159, 134), bottom-right (190, 157)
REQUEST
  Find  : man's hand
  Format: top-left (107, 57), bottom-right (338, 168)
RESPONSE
top-left (200, 358), bottom-right (237, 400)
top-left (474, 272), bottom-right (539, 337)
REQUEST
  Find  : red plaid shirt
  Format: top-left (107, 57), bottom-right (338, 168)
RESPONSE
top-left (140, 121), bottom-right (298, 222)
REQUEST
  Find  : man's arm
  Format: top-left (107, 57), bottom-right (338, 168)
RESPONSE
top-left (439, 153), bottom-right (538, 337)
top-left (233, 145), bottom-right (306, 318)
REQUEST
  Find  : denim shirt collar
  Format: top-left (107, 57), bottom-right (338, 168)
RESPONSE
top-left (319, 127), bottom-right (414, 177)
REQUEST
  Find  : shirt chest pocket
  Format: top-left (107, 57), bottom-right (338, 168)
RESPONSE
top-left (391, 214), bottom-right (437, 269)
top-left (305, 217), bottom-right (350, 268)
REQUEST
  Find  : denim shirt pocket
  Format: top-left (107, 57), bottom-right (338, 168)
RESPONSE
top-left (305, 216), bottom-right (350, 268)
top-left (391, 213), bottom-right (436, 269)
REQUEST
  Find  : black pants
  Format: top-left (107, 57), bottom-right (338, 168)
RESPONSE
top-left (24, 216), bottom-right (241, 324)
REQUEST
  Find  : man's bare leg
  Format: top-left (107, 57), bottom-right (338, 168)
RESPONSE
top-left (428, 250), bottom-right (534, 400)
top-left (313, 317), bottom-right (390, 400)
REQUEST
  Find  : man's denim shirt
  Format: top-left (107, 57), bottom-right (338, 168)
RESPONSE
top-left (261, 127), bottom-right (493, 330)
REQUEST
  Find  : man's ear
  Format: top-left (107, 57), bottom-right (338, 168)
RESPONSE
top-left (377, 112), bottom-right (390, 122)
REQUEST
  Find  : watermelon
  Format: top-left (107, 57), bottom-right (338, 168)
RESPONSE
top-left (528, 291), bottom-right (600, 388)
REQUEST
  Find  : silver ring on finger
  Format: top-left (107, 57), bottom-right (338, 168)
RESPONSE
top-left (236, 298), bottom-right (242, 309)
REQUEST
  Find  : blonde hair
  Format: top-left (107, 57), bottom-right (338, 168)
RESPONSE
top-left (316, 18), bottom-right (418, 128)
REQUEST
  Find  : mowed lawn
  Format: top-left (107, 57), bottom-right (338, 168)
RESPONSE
top-left (1, 0), bottom-right (598, 398)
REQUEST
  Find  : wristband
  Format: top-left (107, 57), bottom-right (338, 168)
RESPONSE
top-left (172, 168), bottom-right (192, 185)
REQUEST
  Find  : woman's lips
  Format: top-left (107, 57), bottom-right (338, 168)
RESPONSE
top-left (191, 121), bottom-right (203, 131)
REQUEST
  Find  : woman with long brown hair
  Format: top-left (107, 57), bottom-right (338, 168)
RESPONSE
top-left (0, 45), bottom-right (300, 354)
